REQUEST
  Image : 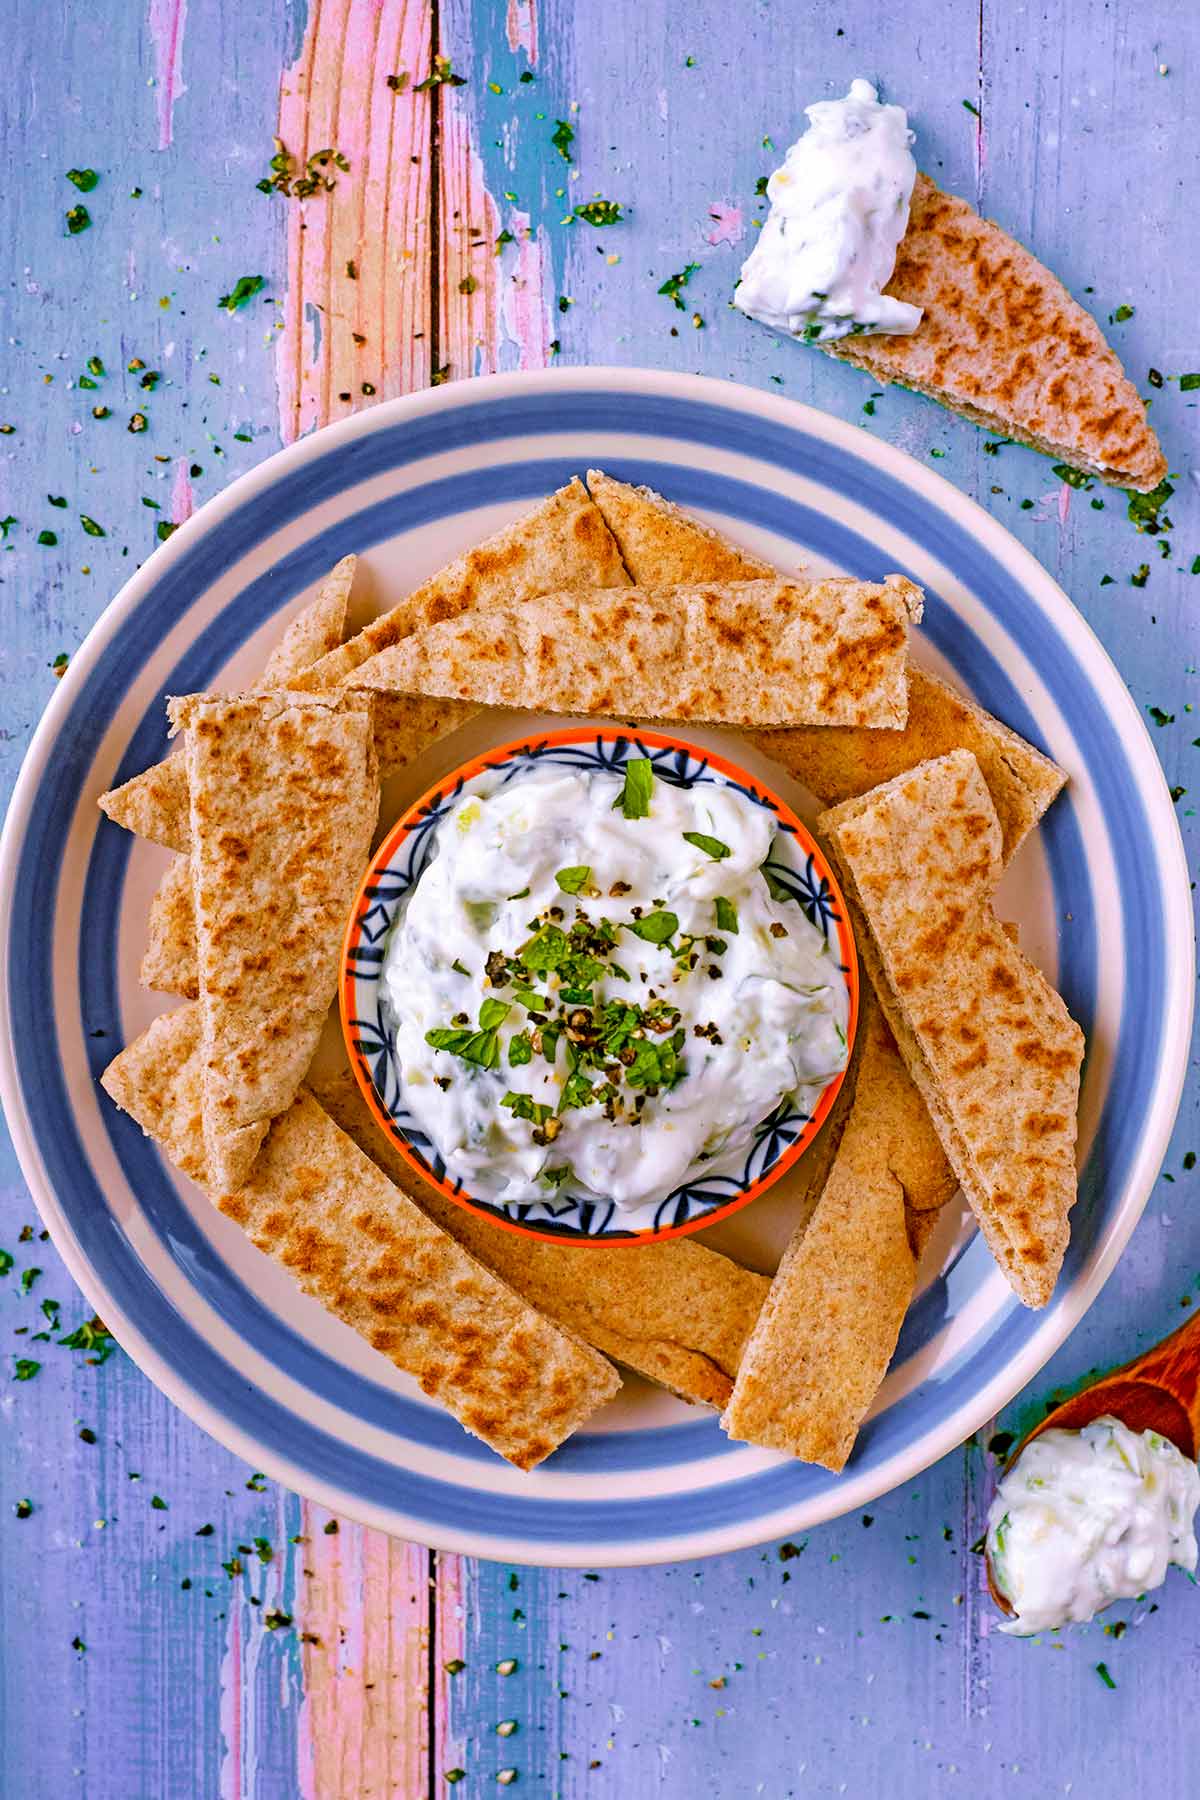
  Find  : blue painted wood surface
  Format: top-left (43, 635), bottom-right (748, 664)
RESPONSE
top-left (1, 1), bottom-right (1198, 1794)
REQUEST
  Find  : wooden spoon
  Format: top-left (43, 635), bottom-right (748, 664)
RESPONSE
top-left (986, 1307), bottom-right (1200, 1614)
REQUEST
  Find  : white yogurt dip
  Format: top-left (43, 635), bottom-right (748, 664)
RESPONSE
top-left (986, 1415), bottom-right (1200, 1635)
top-left (735, 77), bottom-right (922, 345)
top-left (380, 761), bottom-right (848, 1211)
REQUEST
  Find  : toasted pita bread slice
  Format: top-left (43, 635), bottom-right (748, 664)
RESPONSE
top-left (313, 1065), bottom-right (769, 1408)
top-left (824, 175), bottom-right (1165, 493)
top-left (820, 750), bottom-right (1084, 1308)
top-left (169, 689), bottom-right (379, 1193)
top-left (101, 1006), bottom-right (619, 1468)
top-left (722, 991), bottom-right (956, 1469)
top-left (586, 469), bottom-right (777, 584)
top-left (350, 577), bottom-right (922, 729)
top-left (584, 473), bottom-right (1066, 857)
top-left (140, 854), bottom-right (198, 998)
top-left (295, 476), bottom-right (630, 695)
top-left (749, 669), bottom-right (1064, 863)
top-left (99, 556), bottom-right (357, 853)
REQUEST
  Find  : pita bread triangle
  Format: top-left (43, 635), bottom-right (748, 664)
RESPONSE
top-left (820, 750), bottom-right (1084, 1308)
top-left (99, 554), bottom-right (358, 853)
top-left (585, 471), bottom-right (1065, 859)
top-left (168, 688), bottom-right (379, 1193)
top-left (100, 1005), bottom-right (619, 1469)
top-left (825, 174), bottom-right (1165, 493)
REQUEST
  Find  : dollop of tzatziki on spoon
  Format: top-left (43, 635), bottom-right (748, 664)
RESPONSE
top-left (380, 760), bottom-right (848, 1212)
top-left (735, 77), bottom-right (922, 345)
top-left (986, 1415), bottom-right (1200, 1635)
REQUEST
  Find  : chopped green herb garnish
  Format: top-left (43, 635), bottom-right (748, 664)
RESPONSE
top-left (714, 897), bottom-right (739, 934)
top-left (414, 55), bottom-right (466, 90)
top-left (385, 73), bottom-right (408, 93)
top-left (59, 1316), bottom-right (116, 1361)
top-left (13, 1358), bottom-right (40, 1380)
top-left (614, 758), bottom-right (654, 819)
top-left (627, 910), bottom-right (678, 945)
top-left (451, 958), bottom-right (470, 977)
top-left (540, 1164), bottom-right (573, 1188)
top-left (555, 865), bottom-right (591, 894)
top-left (574, 199), bottom-right (623, 227)
top-left (962, 98), bottom-right (980, 117)
top-left (66, 167), bottom-right (99, 192)
top-left (551, 119), bottom-right (575, 162)
top-left (1112, 304), bottom-right (1134, 323)
top-left (1052, 463), bottom-right (1093, 490)
top-left (658, 263), bottom-right (700, 311)
top-left (1180, 372), bottom-right (1200, 391)
top-left (478, 998), bottom-right (511, 1031)
top-left (682, 830), bottom-right (731, 861)
top-left (508, 1032), bottom-right (534, 1067)
top-left (1096, 1661), bottom-right (1117, 1689)
top-left (37, 530), bottom-right (58, 547)
top-left (79, 514), bottom-right (105, 537)
top-left (1131, 563), bottom-right (1150, 587)
top-left (218, 275), bottom-right (266, 312)
top-left (65, 205), bottom-right (91, 235)
top-left (1148, 706), bottom-right (1175, 727)
top-left (1127, 479), bottom-right (1174, 534)
top-left (501, 1090), bottom-right (553, 1126)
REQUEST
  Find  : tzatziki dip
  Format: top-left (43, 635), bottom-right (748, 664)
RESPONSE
top-left (380, 759), bottom-right (848, 1213)
top-left (986, 1415), bottom-right (1200, 1636)
top-left (735, 77), bottom-right (922, 345)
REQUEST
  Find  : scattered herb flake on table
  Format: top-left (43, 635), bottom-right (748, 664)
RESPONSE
top-left (551, 119), bottom-right (575, 161)
top-left (414, 55), bottom-right (466, 90)
top-left (574, 199), bottom-right (624, 227)
top-left (218, 275), bottom-right (266, 312)
top-left (66, 167), bottom-right (98, 191)
top-left (658, 263), bottom-right (700, 311)
top-left (65, 205), bottom-right (91, 235)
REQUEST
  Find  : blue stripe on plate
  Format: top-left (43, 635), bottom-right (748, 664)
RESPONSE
top-left (6, 387), bottom-right (1170, 1542)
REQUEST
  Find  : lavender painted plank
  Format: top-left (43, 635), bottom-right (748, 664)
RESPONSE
top-left (0, 0), bottom-right (1198, 1795)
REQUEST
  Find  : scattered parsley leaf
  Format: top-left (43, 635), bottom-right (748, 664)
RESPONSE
top-left (658, 263), bottom-right (700, 311)
top-left (156, 520), bottom-right (177, 542)
top-left (1096, 1661), bottom-right (1117, 1689)
top-left (1148, 706), bottom-right (1175, 727)
top-left (0, 516), bottom-right (16, 539)
top-left (66, 167), bottom-right (99, 192)
top-left (1052, 463), bottom-right (1094, 490)
top-left (574, 199), bottom-right (623, 227)
top-left (1126, 480), bottom-right (1174, 534)
top-left (218, 275), bottom-right (266, 313)
top-left (628, 910), bottom-right (679, 945)
top-left (414, 55), bottom-right (466, 90)
top-left (1111, 304), bottom-right (1134, 323)
top-left (1179, 372), bottom-right (1200, 392)
top-left (458, 275), bottom-right (477, 295)
top-left (65, 205), bottom-right (91, 235)
top-left (962, 98), bottom-right (980, 116)
top-left (151, 1494), bottom-right (168, 1510)
top-left (714, 897), bottom-right (739, 934)
top-left (551, 120), bottom-right (575, 162)
top-left (79, 514), bottom-right (105, 537)
top-left (555, 866), bottom-right (591, 894)
top-left (385, 73), bottom-right (409, 93)
top-left (1131, 563), bottom-right (1150, 587)
top-left (614, 758), bottom-right (654, 819)
top-left (682, 831), bottom-right (731, 861)
top-left (508, 1033), bottom-right (533, 1068)
top-left (14, 1358), bottom-right (40, 1381)
top-left (37, 530), bottom-right (58, 547)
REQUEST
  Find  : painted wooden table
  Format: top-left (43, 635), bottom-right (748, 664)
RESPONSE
top-left (1, 2), bottom-right (1197, 1794)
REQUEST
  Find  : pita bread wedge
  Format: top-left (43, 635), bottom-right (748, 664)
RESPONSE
top-left (101, 1007), bottom-right (619, 1469)
top-left (824, 174), bottom-right (1165, 493)
top-left (750, 668), bottom-right (1064, 863)
top-left (99, 556), bottom-right (358, 854)
top-left (587, 469), bottom-right (777, 584)
top-left (140, 854), bottom-right (198, 997)
top-left (584, 473), bottom-right (1066, 858)
top-left (820, 750), bottom-right (1084, 1308)
top-left (721, 992), bottom-right (956, 1469)
top-left (350, 577), bottom-right (923, 729)
top-left (296, 476), bottom-right (630, 695)
top-left (313, 1066), bottom-right (769, 1408)
top-left (169, 689), bottom-right (379, 1193)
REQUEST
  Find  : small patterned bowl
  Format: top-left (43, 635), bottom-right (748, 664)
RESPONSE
top-left (341, 726), bottom-right (858, 1243)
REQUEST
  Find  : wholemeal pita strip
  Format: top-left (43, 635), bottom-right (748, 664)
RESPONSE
top-left (584, 472), bottom-right (1066, 858)
top-left (99, 556), bottom-right (358, 854)
top-left (750, 667), bottom-right (1065, 864)
top-left (350, 578), bottom-right (923, 729)
top-left (820, 750), bottom-right (1083, 1308)
top-left (824, 175), bottom-right (1165, 492)
top-left (294, 476), bottom-right (630, 694)
top-left (722, 998), bottom-right (920, 1470)
top-left (170, 688), bottom-right (379, 1193)
top-left (140, 854), bottom-right (198, 998)
top-left (313, 1066), bottom-right (769, 1408)
top-left (100, 1007), bottom-right (619, 1469)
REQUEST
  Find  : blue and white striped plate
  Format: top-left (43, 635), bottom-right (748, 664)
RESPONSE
top-left (0, 369), bottom-right (1191, 1566)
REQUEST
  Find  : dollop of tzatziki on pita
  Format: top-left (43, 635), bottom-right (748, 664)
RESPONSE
top-left (735, 77), bottom-right (922, 345)
top-left (381, 761), bottom-right (848, 1210)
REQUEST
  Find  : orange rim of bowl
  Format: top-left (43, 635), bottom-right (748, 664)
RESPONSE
top-left (340, 726), bottom-right (859, 1245)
